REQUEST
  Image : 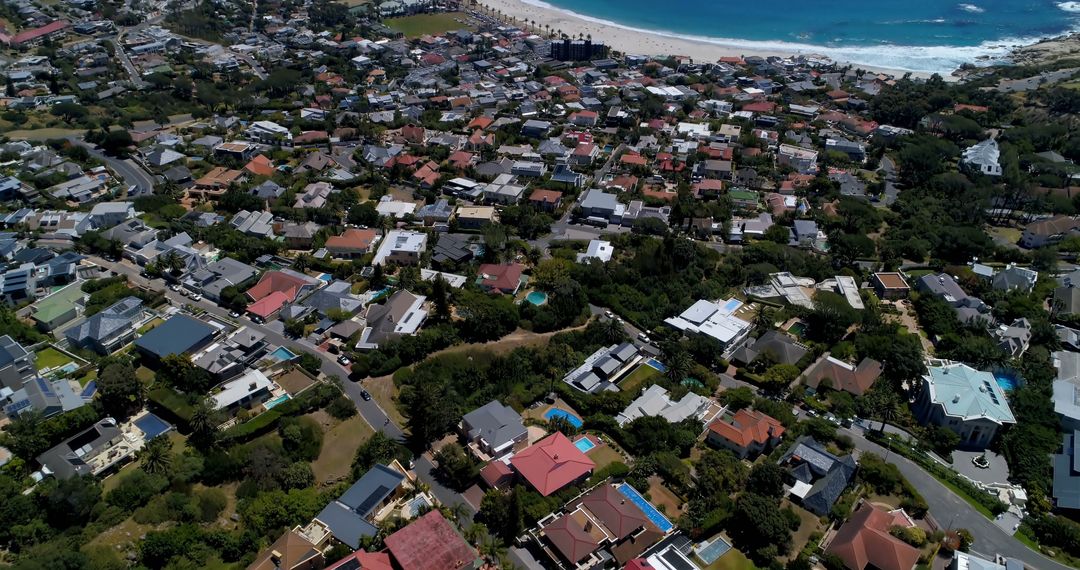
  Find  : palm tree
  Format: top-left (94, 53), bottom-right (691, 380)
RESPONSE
top-left (138, 435), bottom-right (173, 476)
top-left (660, 342), bottom-right (691, 384)
top-left (189, 398), bottom-right (220, 449)
top-left (601, 317), bottom-right (625, 344)
top-left (753, 304), bottom-right (774, 330)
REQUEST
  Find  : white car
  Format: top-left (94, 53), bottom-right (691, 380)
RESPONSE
top-left (190, 293), bottom-right (202, 302)
top-left (637, 332), bottom-right (651, 344)
top-left (229, 311), bottom-right (240, 318)
top-left (604, 310), bottom-right (614, 319)
top-left (169, 284), bottom-right (180, 292)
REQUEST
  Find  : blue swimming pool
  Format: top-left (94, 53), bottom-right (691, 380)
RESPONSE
top-left (696, 536), bottom-right (733, 564)
top-left (574, 437), bottom-right (596, 453)
top-left (617, 483), bottom-right (673, 533)
top-left (545, 408), bottom-right (583, 428)
top-left (995, 373), bottom-right (1019, 392)
top-left (265, 394), bottom-right (291, 409)
top-left (525, 291), bottom-right (548, 306)
top-left (647, 358), bottom-right (667, 372)
top-left (134, 413), bottom-right (173, 440)
top-left (271, 347), bottom-right (297, 361)
top-left (317, 273), bottom-right (332, 283)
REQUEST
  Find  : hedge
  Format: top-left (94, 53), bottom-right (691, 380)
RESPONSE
top-left (222, 383), bottom-right (341, 442)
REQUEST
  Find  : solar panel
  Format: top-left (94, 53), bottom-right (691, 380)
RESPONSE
top-left (36, 377), bottom-right (55, 397)
top-left (353, 484), bottom-right (392, 517)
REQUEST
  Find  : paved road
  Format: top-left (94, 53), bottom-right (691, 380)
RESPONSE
top-left (68, 138), bottom-right (155, 196)
top-left (87, 255), bottom-right (472, 515)
top-left (843, 426), bottom-right (1072, 570)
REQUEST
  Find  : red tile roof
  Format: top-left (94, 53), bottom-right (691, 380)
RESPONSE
top-left (477, 263), bottom-right (524, 293)
top-left (480, 460), bottom-right (513, 488)
top-left (826, 504), bottom-right (921, 570)
top-left (247, 271), bottom-right (312, 303)
top-left (325, 228), bottom-right (378, 251)
top-left (294, 130), bottom-right (328, 144)
top-left (244, 155), bottom-right (275, 177)
top-left (581, 485), bottom-right (649, 540)
top-left (510, 432), bottom-right (594, 496)
top-left (384, 511), bottom-right (478, 570)
top-left (247, 291), bottom-right (290, 319)
top-left (11, 20), bottom-right (67, 45)
top-left (707, 409), bottom-right (785, 449)
top-left (544, 514), bottom-right (601, 564)
top-left (324, 551), bottom-right (394, 570)
top-left (743, 101), bottom-right (776, 113)
top-left (529, 189), bottom-right (563, 204)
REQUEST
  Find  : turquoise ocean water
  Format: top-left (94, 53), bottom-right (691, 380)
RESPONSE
top-left (528, 0), bottom-right (1080, 72)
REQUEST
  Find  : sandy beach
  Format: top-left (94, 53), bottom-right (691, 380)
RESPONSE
top-left (473, 0), bottom-right (961, 78)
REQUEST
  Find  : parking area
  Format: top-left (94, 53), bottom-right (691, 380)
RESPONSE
top-left (950, 449), bottom-right (1011, 486)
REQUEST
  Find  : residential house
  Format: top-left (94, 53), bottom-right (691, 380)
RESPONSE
top-left (825, 503), bottom-right (921, 570)
top-left (182, 258), bottom-right (258, 302)
top-left (231, 210), bottom-right (275, 239)
top-left (916, 273), bottom-right (992, 325)
top-left (432, 233), bottom-right (483, 266)
top-left (664, 298), bottom-right (753, 351)
top-left (461, 400), bottom-right (528, 459)
top-left (0, 335), bottom-right (35, 393)
top-left (193, 328), bottom-right (269, 380)
top-left (535, 483), bottom-right (666, 569)
top-left (416, 199), bottom-right (454, 226)
top-left (778, 436), bottom-right (857, 516)
top-left (579, 189), bottom-right (622, 223)
top-left (246, 528), bottom-right (326, 570)
top-left (281, 222), bottom-right (321, 249)
top-left (990, 264), bottom-right (1038, 293)
top-left (245, 270), bottom-right (321, 321)
top-left (371, 230), bottom-right (427, 266)
top-left (88, 202), bottom-right (135, 229)
top-left (802, 356), bottom-right (883, 396)
top-left (577, 240), bottom-right (613, 264)
top-left (529, 189), bottom-right (563, 212)
top-left (134, 314), bottom-right (217, 361)
top-left (914, 361), bottom-right (1016, 449)
top-left (871, 272), bottom-right (910, 300)
top-left (294, 182), bottom-right (334, 209)
top-left (192, 167), bottom-right (245, 198)
top-left (211, 368), bottom-right (274, 411)
top-left (563, 342), bottom-right (640, 394)
top-left (31, 284), bottom-right (85, 331)
top-left (477, 263), bottom-right (525, 295)
top-left (456, 206), bottom-right (498, 229)
top-left (778, 144), bottom-right (818, 174)
top-left (64, 297), bottom-right (143, 354)
top-left (730, 330), bottom-right (807, 367)
top-left (1021, 216), bottom-right (1080, 249)
top-left (356, 290), bottom-right (428, 350)
top-left (706, 408), bottom-right (785, 459)
top-left (961, 139), bottom-right (1002, 177)
top-left (617, 384), bottom-right (712, 427)
top-left (314, 463), bottom-right (410, 549)
top-left (296, 281), bottom-right (363, 318)
top-left (993, 318), bottom-right (1033, 358)
top-left (325, 228), bottom-right (379, 259)
top-left (1053, 429), bottom-right (1080, 510)
top-left (1055, 350), bottom-right (1080, 432)
top-left (510, 432), bottom-right (595, 496)
top-left (383, 511), bottom-right (479, 570)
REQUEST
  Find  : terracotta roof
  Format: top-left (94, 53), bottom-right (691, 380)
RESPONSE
top-left (707, 409), bottom-right (785, 448)
top-left (510, 432), bottom-right (595, 496)
top-left (477, 263), bottom-right (524, 293)
top-left (244, 155), bottom-right (275, 177)
top-left (324, 551), bottom-right (393, 570)
top-left (544, 514), bottom-right (601, 564)
top-left (803, 356), bottom-right (883, 396)
top-left (326, 228), bottom-right (378, 251)
top-left (480, 460), bottom-right (513, 488)
top-left (247, 270), bottom-right (312, 303)
top-left (529, 189), bottom-right (563, 203)
top-left (246, 529), bottom-right (322, 570)
top-left (826, 504), bottom-right (921, 570)
top-left (11, 20), bottom-right (68, 45)
top-left (384, 511), bottom-right (478, 570)
top-left (580, 485), bottom-right (649, 540)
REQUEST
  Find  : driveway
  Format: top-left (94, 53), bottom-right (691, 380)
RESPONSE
top-left (843, 427), bottom-right (1071, 570)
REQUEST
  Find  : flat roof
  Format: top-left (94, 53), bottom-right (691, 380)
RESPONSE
top-left (135, 314), bottom-right (217, 359)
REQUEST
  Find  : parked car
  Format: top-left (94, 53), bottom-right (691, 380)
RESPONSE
top-left (190, 293), bottom-right (202, 302)
top-left (169, 284), bottom-right (180, 292)
top-left (337, 355), bottom-right (351, 366)
top-left (637, 332), bottom-right (651, 344)
top-left (229, 311), bottom-right (240, 318)
top-left (360, 389), bottom-right (372, 401)
top-left (604, 310), bottom-right (613, 319)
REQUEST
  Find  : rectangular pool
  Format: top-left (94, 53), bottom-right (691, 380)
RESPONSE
top-left (270, 347), bottom-right (297, 361)
top-left (695, 536), bottom-right (732, 564)
top-left (574, 437), bottom-right (596, 453)
top-left (617, 483), bottom-right (674, 533)
top-left (264, 394), bottom-right (291, 409)
top-left (134, 413), bottom-right (173, 440)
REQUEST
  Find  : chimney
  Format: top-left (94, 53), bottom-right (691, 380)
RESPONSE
top-left (249, 382), bottom-right (257, 390)
top-left (270, 550), bottom-right (282, 568)
top-left (584, 520), bottom-right (593, 532)
top-left (953, 394), bottom-right (960, 403)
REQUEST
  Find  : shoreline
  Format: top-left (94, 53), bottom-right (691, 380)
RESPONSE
top-left (472, 0), bottom-right (1062, 79)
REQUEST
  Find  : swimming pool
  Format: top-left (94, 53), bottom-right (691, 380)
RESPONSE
top-left (317, 273), bottom-right (332, 283)
top-left (271, 347), bottom-right (297, 361)
top-left (525, 291), bottom-right (548, 306)
top-left (995, 373), bottom-right (1018, 392)
top-left (134, 413), bottom-right (173, 440)
top-left (788, 322), bottom-right (808, 338)
top-left (545, 408), bottom-right (583, 428)
top-left (617, 483), bottom-right (674, 533)
top-left (574, 437), bottom-right (596, 453)
top-left (647, 358), bottom-right (667, 372)
top-left (695, 536), bottom-right (732, 564)
top-left (264, 394), bottom-right (291, 409)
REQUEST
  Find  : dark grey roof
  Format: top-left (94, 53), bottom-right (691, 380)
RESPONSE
top-left (65, 297), bottom-right (142, 346)
top-left (301, 280), bottom-right (362, 316)
top-left (37, 418), bottom-right (122, 479)
top-left (734, 330), bottom-right (808, 366)
top-left (463, 400), bottom-right (526, 451)
top-left (134, 314), bottom-right (216, 359)
top-left (316, 464), bottom-right (405, 548)
top-left (779, 436), bottom-right (856, 516)
top-left (1054, 431), bottom-right (1080, 509)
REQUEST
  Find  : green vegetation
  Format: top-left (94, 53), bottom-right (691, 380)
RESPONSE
top-left (385, 12), bottom-right (473, 38)
top-left (34, 347), bottom-right (74, 370)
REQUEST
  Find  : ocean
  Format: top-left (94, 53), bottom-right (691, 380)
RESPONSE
top-left (525, 0), bottom-right (1080, 73)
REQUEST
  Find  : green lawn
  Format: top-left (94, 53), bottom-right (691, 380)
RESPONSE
top-left (138, 317), bottom-right (164, 334)
top-left (385, 12), bottom-right (473, 38)
top-left (35, 347), bottom-right (74, 370)
top-left (586, 443), bottom-right (624, 472)
top-left (136, 366), bottom-right (155, 382)
top-left (311, 415), bottom-right (375, 484)
top-left (5, 127), bottom-right (87, 141)
top-left (77, 369), bottom-right (98, 387)
top-left (703, 548), bottom-right (758, 570)
top-left (618, 364), bottom-right (661, 393)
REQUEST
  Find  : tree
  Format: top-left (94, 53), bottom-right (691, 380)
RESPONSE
top-left (729, 492), bottom-right (797, 562)
top-left (96, 361), bottom-right (144, 419)
top-left (100, 129), bottom-right (134, 157)
top-left (433, 442), bottom-right (480, 490)
top-left (746, 462), bottom-right (786, 498)
top-left (138, 435), bottom-right (173, 476)
top-left (188, 398), bottom-right (220, 449)
top-left (431, 274), bottom-right (452, 321)
top-left (352, 432), bottom-right (411, 477)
